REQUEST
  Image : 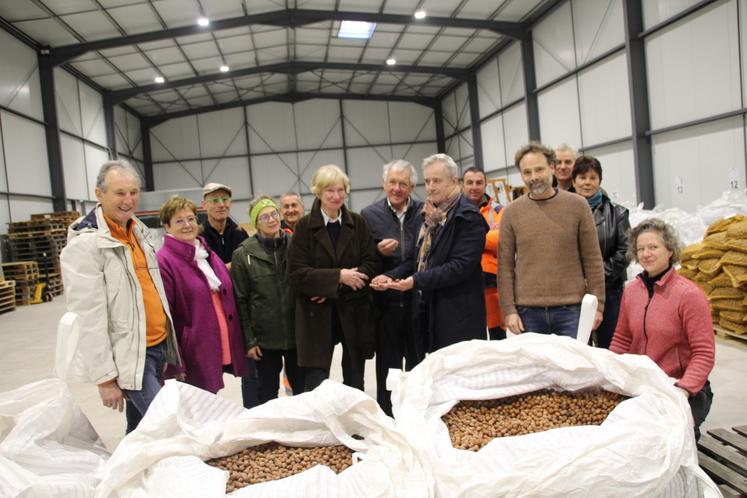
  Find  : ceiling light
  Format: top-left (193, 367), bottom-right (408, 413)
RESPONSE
top-left (338, 20), bottom-right (376, 39)
top-left (414, 10), bottom-right (427, 19)
top-left (386, 58), bottom-right (396, 66)
top-left (220, 64), bottom-right (229, 72)
top-left (154, 76), bottom-right (165, 83)
top-left (197, 17), bottom-right (210, 27)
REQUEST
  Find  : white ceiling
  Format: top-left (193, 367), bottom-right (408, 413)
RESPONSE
top-left (0, 0), bottom-right (551, 117)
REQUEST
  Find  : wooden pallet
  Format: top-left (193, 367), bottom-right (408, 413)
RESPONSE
top-left (42, 273), bottom-right (63, 296)
top-left (0, 261), bottom-right (39, 282)
top-left (715, 325), bottom-right (747, 349)
top-left (0, 280), bottom-right (16, 314)
top-left (698, 426), bottom-right (747, 497)
top-left (31, 211), bottom-right (80, 224)
top-left (11, 280), bottom-right (36, 304)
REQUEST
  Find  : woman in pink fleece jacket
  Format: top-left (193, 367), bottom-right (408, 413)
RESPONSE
top-left (611, 218), bottom-right (714, 440)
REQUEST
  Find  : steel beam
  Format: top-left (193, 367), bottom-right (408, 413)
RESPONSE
top-left (38, 53), bottom-right (67, 211)
top-left (467, 74), bottom-right (483, 169)
top-left (109, 61), bottom-right (468, 104)
top-left (623, 0), bottom-right (655, 208)
top-left (144, 92), bottom-right (438, 127)
top-left (520, 32), bottom-right (540, 142)
top-left (140, 120), bottom-right (154, 191)
top-left (103, 91), bottom-right (117, 158)
top-left (49, 8), bottom-right (523, 65)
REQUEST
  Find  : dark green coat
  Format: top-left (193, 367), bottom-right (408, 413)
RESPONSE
top-left (230, 234), bottom-right (295, 351)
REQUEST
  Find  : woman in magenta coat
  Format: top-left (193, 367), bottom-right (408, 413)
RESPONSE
top-left (157, 195), bottom-right (250, 393)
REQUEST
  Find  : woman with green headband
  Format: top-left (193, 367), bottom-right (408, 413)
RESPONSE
top-left (230, 195), bottom-right (304, 403)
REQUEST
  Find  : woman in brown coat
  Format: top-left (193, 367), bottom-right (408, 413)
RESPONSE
top-left (288, 164), bottom-right (379, 392)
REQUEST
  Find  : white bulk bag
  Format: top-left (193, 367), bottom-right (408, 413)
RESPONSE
top-left (95, 379), bottom-right (431, 498)
top-left (0, 378), bottom-right (110, 498)
top-left (388, 334), bottom-right (720, 498)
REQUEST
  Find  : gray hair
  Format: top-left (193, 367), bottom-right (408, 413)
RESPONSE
top-left (96, 160), bottom-right (141, 192)
top-left (422, 153), bottom-right (458, 179)
top-left (280, 192), bottom-right (304, 207)
top-left (554, 143), bottom-right (577, 157)
top-left (382, 159), bottom-right (417, 185)
top-left (627, 218), bottom-right (683, 265)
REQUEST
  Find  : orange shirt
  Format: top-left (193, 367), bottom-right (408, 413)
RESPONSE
top-left (104, 214), bottom-right (167, 347)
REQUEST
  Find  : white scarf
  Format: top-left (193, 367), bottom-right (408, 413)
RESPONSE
top-left (194, 240), bottom-right (222, 291)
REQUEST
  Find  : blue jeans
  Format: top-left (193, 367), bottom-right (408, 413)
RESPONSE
top-left (517, 304), bottom-right (581, 339)
top-left (123, 341), bottom-right (166, 434)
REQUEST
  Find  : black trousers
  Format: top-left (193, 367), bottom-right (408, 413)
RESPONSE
top-left (375, 302), bottom-right (422, 415)
top-left (689, 380), bottom-right (714, 441)
top-left (304, 308), bottom-right (366, 392)
top-left (255, 348), bottom-right (304, 404)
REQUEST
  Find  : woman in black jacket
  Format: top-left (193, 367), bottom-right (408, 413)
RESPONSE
top-left (572, 155), bottom-right (631, 348)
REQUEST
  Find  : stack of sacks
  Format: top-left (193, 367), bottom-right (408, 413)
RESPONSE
top-left (678, 214), bottom-right (747, 335)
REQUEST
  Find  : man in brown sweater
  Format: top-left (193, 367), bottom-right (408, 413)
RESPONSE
top-left (498, 142), bottom-right (605, 338)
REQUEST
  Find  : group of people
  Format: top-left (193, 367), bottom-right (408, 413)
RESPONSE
top-left (60, 141), bottom-right (714, 440)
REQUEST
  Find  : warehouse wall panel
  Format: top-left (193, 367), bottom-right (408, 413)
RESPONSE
top-left (454, 83), bottom-right (471, 130)
top-left (498, 42), bottom-right (525, 104)
top-left (477, 58), bottom-right (501, 118)
top-left (196, 108), bottom-right (246, 157)
top-left (78, 81), bottom-right (106, 146)
top-left (577, 52), bottom-right (631, 146)
top-left (0, 120), bottom-right (6, 192)
top-left (390, 142), bottom-right (438, 177)
top-left (572, 0), bottom-right (624, 65)
top-left (2, 112), bottom-right (50, 197)
top-left (246, 102), bottom-right (296, 153)
top-left (250, 153), bottom-right (301, 197)
top-left (343, 100), bottom-right (391, 147)
top-left (441, 91), bottom-right (457, 136)
top-left (503, 103), bottom-right (529, 163)
top-left (646, 1), bottom-right (741, 129)
top-left (202, 157), bottom-right (252, 199)
top-left (583, 141), bottom-right (637, 205)
top-left (84, 144), bottom-right (110, 199)
top-left (652, 117), bottom-right (746, 211)
top-left (152, 160), bottom-right (205, 191)
top-left (642, 0), bottom-right (700, 29)
top-left (55, 69), bottom-right (83, 137)
top-left (0, 29), bottom-right (43, 121)
top-left (538, 78), bottom-right (582, 150)
top-left (348, 190), bottom-right (380, 213)
top-left (388, 103), bottom-right (437, 143)
top-left (114, 105), bottom-right (143, 161)
top-left (151, 117), bottom-right (201, 161)
top-left (61, 135), bottom-right (88, 201)
top-left (0, 197), bottom-right (9, 237)
top-left (741, 0), bottom-right (747, 104)
top-left (481, 115), bottom-right (506, 171)
top-left (347, 147), bottom-right (390, 191)
top-left (533, 1), bottom-right (575, 87)
top-left (9, 198), bottom-right (54, 225)
top-left (295, 99), bottom-right (343, 150)
top-left (296, 149), bottom-right (346, 196)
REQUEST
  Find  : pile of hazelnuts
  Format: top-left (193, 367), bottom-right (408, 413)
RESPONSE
top-left (442, 389), bottom-right (628, 451)
top-left (206, 442), bottom-right (355, 492)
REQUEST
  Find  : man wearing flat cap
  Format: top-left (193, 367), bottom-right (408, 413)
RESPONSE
top-left (202, 182), bottom-right (248, 269)
top-left (201, 182), bottom-right (259, 408)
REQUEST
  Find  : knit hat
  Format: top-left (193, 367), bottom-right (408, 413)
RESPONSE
top-left (250, 198), bottom-right (279, 226)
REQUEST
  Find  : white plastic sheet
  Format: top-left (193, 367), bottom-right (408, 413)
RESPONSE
top-left (95, 380), bottom-right (431, 498)
top-left (388, 334), bottom-right (721, 498)
top-left (0, 378), bottom-right (109, 498)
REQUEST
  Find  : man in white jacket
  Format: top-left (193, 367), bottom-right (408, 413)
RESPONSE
top-left (61, 160), bottom-right (180, 433)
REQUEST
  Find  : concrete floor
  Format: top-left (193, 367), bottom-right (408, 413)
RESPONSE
top-left (0, 296), bottom-right (744, 452)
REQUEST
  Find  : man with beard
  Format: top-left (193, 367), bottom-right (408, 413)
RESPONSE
top-left (498, 142), bottom-right (605, 338)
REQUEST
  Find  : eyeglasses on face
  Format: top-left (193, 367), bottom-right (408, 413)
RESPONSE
top-left (206, 196), bottom-right (231, 204)
top-left (257, 211), bottom-right (281, 224)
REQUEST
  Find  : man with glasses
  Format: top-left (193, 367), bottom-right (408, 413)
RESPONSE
top-left (201, 182), bottom-right (259, 408)
top-left (202, 183), bottom-right (248, 269)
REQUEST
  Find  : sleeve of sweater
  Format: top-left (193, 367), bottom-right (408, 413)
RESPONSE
top-left (578, 201), bottom-right (606, 312)
top-left (675, 287), bottom-right (716, 394)
top-left (498, 206), bottom-right (517, 316)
